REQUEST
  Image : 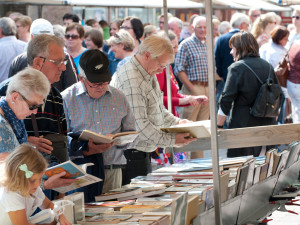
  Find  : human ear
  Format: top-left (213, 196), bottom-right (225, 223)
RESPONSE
top-left (33, 57), bottom-right (44, 70)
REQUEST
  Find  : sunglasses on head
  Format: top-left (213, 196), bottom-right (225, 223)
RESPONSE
top-left (65, 34), bottom-right (80, 40)
top-left (292, 16), bottom-right (300, 20)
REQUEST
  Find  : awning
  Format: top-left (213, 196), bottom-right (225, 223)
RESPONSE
top-left (231, 0), bottom-right (292, 11)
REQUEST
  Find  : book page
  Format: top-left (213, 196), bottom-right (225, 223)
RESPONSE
top-left (113, 133), bottom-right (139, 145)
top-left (79, 130), bottom-right (113, 144)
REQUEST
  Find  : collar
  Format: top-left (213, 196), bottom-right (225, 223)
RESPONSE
top-left (0, 35), bottom-right (17, 42)
top-left (229, 27), bottom-right (240, 33)
top-left (192, 34), bottom-right (206, 44)
top-left (131, 56), bottom-right (153, 83)
top-left (76, 81), bottom-right (112, 97)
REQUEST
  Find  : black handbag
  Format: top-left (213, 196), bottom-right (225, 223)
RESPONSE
top-left (31, 90), bottom-right (68, 163)
top-left (241, 62), bottom-right (283, 118)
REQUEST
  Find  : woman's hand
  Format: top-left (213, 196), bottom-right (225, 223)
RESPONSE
top-left (58, 214), bottom-right (72, 225)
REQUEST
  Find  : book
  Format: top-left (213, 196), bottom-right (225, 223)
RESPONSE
top-left (43, 161), bottom-right (102, 193)
top-left (120, 205), bottom-right (164, 212)
top-left (245, 158), bottom-right (256, 190)
top-left (77, 214), bottom-right (132, 224)
top-left (85, 200), bottom-right (135, 210)
top-left (220, 171), bottom-right (230, 203)
top-left (274, 150), bottom-right (290, 175)
top-left (285, 141), bottom-right (300, 169)
top-left (253, 165), bottom-right (262, 185)
top-left (28, 209), bottom-right (55, 224)
top-left (64, 192), bottom-right (85, 223)
top-left (185, 195), bottom-right (199, 225)
top-left (259, 163), bottom-right (268, 182)
top-left (235, 164), bottom-right (249, 196)
top-left (265, 148), bottom-right (276, 178)
top-left (172, 172), bottom-right (213, 180)
top-left (117, 188), bottom-right (166, 201)
top-left (79, 130), bottom-right (138, 145)
top-left (160, 120), bottom-right (211, 139)
top-left (95, 187), bottom-right (143, 201)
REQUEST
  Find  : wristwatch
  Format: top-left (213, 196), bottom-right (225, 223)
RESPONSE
top-left (217, 125), bottom-right (223, 128)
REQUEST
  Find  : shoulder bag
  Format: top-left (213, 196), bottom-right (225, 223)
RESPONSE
top-left (274, 54), bottom-right (289, 88)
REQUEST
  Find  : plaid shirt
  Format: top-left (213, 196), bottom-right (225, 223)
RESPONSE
top-left (62, 82), bottom-right (136, 165)
top-left (111, 56), bottom-right (181, 152)
top-left (174, 35), bottom-right (208, 82)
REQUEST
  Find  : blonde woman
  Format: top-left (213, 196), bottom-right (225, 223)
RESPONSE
top-left (251, 12), bottom-right (277, 47)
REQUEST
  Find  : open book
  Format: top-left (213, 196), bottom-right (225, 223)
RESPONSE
top-left (161, 120), bottom-right (211, 139)
top-left (43, 161), bottom-right (102, 193)
top-left (79, 130), bottom-right (138, 145)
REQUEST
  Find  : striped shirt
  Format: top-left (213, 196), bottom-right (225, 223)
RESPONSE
top-left (111, 56), bottom-right (181, 153)
top-left (62, 82), bottom-right (136, 165)
top-left (174, 35), bottom-right (208, 82)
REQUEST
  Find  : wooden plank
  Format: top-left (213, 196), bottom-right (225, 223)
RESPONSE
top-left (171, 124), bottom-right (300, 153)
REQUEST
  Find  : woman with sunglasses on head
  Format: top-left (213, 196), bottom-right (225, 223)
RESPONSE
top-left (251, 12), bottom-right (277, 47)
top-left (107, 30), bottom-right (135, 70)
top-left (65, 23), bottom-right (87, 72)
top-left (0, 67), bottom-right (50, 161)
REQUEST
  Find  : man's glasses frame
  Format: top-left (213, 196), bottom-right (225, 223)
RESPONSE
top-left (83, 78), bottom-right (109, 88)
top-left (155, 57), bottom-right (168, 69)
top-left (39, 56), bottom-right (68, 66)
top-left (19, 92), bottom-right (43, 111)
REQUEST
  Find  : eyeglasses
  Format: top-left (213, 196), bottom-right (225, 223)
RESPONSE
top-left (120, 26), bottom-right (133, 30)
top-left (39, 56), bottom-right (68, 66)
top-left (270, 21), bottom-right (277, 24)
top-left (155, 57), bottom-right (168, 69)
top-left (83, 78), bottom-right (109, 88)
top-left (19, 93), bottom-right (43, 111)
top-left (65, 34), bottom-right (80, 40)
top-left (292, 16), bottom-right (300, 20)
top-left (251, 14), bottom-right (260, 18)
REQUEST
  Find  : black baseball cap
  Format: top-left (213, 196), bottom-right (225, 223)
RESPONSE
top-left (78, 49), bottom-right (111, 83)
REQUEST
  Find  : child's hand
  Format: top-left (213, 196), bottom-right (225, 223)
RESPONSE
top-left (58, 214), bottom-right (71, 225)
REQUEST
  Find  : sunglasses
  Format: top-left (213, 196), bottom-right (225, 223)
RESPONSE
top-left (65, 34), bottom-right (80, 40)
top-left (292, 16), bottom-right (300, 20)
top-left (19, 93), bottom-right (43, 111)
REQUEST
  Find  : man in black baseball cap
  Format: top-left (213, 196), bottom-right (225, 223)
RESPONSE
top-left (61, 49), bottom-right (136, 202)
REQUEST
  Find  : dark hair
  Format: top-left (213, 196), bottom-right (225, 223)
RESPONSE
top-left (99, 20), bottom-right (109, 27)
top-left (122, 16), bottom-right (144, 40)
top-left (271, 26), bottom-right (289, 45)
top-left (66, 23), bottom-right (85, 38)
top-left (85, 19), bottom-right (98, 27)
top-left (229, 31), bottom-right (259, 61)
top-left (85, 28), bottom-right (103, 48)
top-left (63, 13), bottom-right (79, 23)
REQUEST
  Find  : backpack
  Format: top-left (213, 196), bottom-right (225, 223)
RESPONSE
top-left (241, 62), bottom-right (283, 118)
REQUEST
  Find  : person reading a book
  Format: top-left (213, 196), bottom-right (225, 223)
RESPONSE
top-left (111, 35), bottom-right (197, 183)
top-left (0, 67), bottom-right (50, 161)
top-left (0, 143), bottom-right (71, 225)
top-left (62, 49), bottom-right (136, 201)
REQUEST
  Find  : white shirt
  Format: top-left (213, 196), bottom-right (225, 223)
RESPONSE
top-left (0, 186), bottom-right (45, 225)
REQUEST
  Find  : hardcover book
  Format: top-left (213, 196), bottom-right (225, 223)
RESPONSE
top-left (79, 130), bottom-right (138, 145)
top-left (95, 187), bottom-right (143, 201)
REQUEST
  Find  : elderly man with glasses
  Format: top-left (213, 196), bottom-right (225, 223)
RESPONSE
top-left (111, 35), bottom-right (196, 184)
top-left (62, 49), bottom-right (136, 202)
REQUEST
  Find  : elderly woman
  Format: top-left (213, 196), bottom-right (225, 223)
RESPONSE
top-left (65, 23), bottom-right (87, 72)
top-left (251, 12), bottom-right (277, 47)
top-left (84, 28), bottom-right (103, 50)
top-left (108, 30), bottom-right (135, 69)
top-left (0, 67), bottom-right (50, 160)
top-left (217, 31), bottom-right (277, 157)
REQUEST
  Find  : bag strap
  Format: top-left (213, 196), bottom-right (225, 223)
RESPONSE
top-left (31, 114), bottom-right (39, 137)
top-left (240, 61), bottom-right (271, 84)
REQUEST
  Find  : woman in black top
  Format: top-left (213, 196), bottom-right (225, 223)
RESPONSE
top-left (217, 31), bottom-right (278, 157)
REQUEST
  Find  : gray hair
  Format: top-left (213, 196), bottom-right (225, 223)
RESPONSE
top-left (7, 67), bottom-right (50, 100)
top-left (53, 24), bottom-right (65, 39)
top-left (168, 17), bottom-right (183, 30)
top-left (193, 16), bottom-right (206, 28)
top-left (137, 34), bottom-right (174, 62)
top-left (230, 13), bottom-right (250, 28)
top-left (107, 29), bottom-right (135, 52)
top-left (156, 30), bottom-right (177, 42)
top-left (27, 34), bottom-right (64, 66)
top-left (218, 21), bottom-right (231, 35)
top-left (0, 17), bottom-right (16, 36)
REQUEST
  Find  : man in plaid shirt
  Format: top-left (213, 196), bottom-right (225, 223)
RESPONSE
top-left (174, 16), bottom-right (209, 123)
top-left (111, 35), bottom-right (199, 183)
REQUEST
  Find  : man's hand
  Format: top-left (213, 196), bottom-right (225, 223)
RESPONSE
top-left (83, 138), bottom-right (114, 156)
top-left (178, 119), bottom-right (193, 124)
top-left (43, 172), bottom-right (77, 190)
top-left (174, 132), bottom-right (197, 147)
top-left (28, 135), bottom-right (53, 154)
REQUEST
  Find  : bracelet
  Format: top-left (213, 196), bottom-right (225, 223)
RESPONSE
top-left (217, 125), bottom-right (223, 128)
top-left (40, 179), bottom-right (45, 190)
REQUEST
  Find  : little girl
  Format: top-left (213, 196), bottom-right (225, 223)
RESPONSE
top-left (0, 143), bottom-right (71, 225)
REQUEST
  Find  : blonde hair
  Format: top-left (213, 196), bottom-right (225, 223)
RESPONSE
top-left (14, 15), bottom-right (32, 31)
top-left (137, 34), bottom-right (174, 62)
top-left (7, 67), bottom-right (50, 100)
top-left (107, 29), bottom-right (135, 51)
top-left (0, 143), bottom-right (48, 197)
top-left (251, 12), bottom-right (277, 39)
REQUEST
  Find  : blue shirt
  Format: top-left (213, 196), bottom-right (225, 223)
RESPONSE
top-left (0, 114), bottom-right (19, 153)
top-left (0, 36), bottom-right (26, 82)
top-left (73, 49), bottom-right (87, 72)
top-left (61, 82), bottom-right (136, 165)
top-left (174, 35), bottom-right (208, 82)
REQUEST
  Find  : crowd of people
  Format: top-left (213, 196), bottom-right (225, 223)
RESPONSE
top-left (0, 6), bottom-right (299, 224)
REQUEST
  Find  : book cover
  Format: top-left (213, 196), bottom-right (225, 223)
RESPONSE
top-left (285, 141), bottom-right (300, 169)
top-left (64, 192), bottom-right (85, 223)
top-left (28, 208), bottom-right (55, 224)
top-left (259, 163), bottom-right (268, 181)
top-left (274, 150), bottom-right (290, 175)
top-left (43, 161), bottom-right (101, 193)
top-left (220, 171), bottom-right (230, 203)
top-left (160, 120), bottom-right (211, 139)
top-left (172, 172), bottom-right (213, 180)
top-left (79, 130), bottom-right (138, 145)
top-left (245, 158), bottom-right (256, 190)
top-left (117, 188), bottom-right (166, 201)
top-left (95, 187), bottom-right (143, 201)
top-left (253, 165), bottom-right (262, 185)
top-left (85, 200), bottom-right (135, 208)
top-left (120, 204), bottom-right (164, 212)
top-left (236, 164), bottom-right (249, 196)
